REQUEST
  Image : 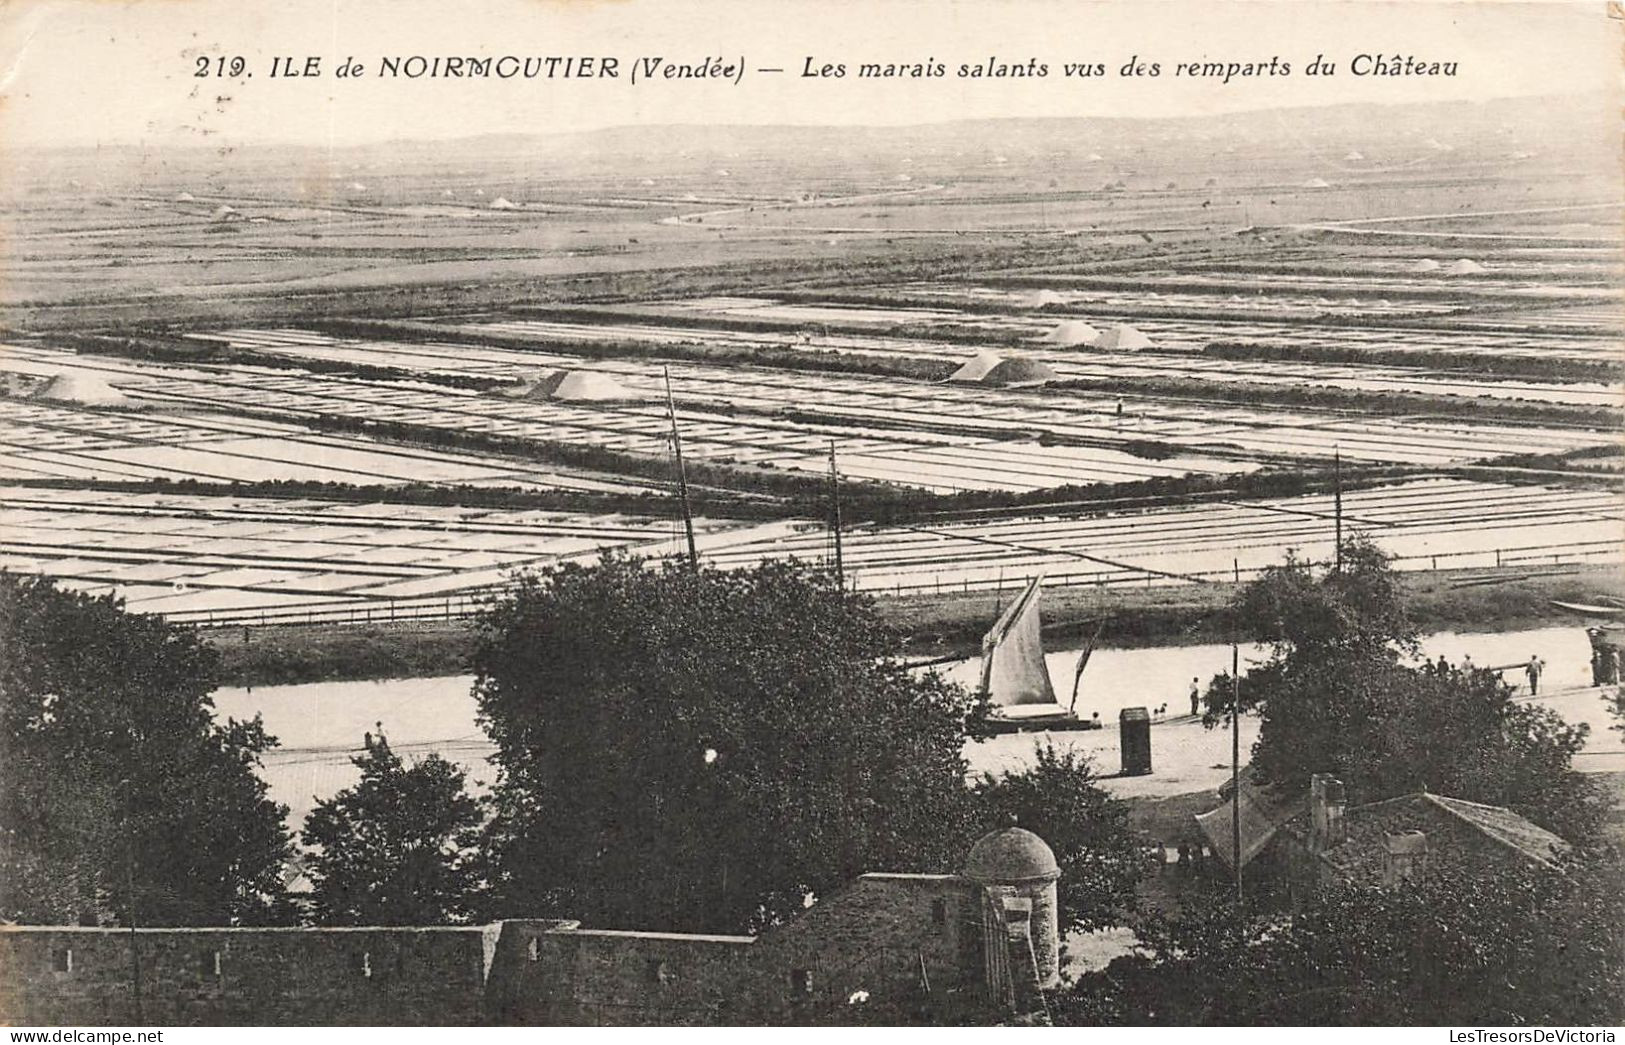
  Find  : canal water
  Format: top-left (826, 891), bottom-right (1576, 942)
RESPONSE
top-left (215, 625), bottom-right (1619, 829)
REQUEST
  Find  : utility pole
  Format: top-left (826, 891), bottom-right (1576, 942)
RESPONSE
top-left (1333, 446), bottom-right (1344, 574)
top-left (121, 778), bottom-right (143, 1023)
top-left (663, 366), bottom-right (698, 568)
top-left (1231, 640), bottom-right (1242, 906)
top-left (828, 440), bottom-right (845, 587)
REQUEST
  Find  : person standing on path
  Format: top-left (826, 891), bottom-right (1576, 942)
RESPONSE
top-left (1525, 654), bottom-right (1545, 696)
top-left (1189, 677), bottom-right (1201, 718)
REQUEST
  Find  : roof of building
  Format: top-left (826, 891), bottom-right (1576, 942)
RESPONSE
top-left (1423, 794), bottom-right (1569, 866)
top-left (1278, 791), bottom-right (1569, 877)
top-left (1193, 780), bottom-right (1570, 876)
top-left (1193, 782), bottom-right (1302, 871)
top-left (963, 826), bottom-right (1060, 884)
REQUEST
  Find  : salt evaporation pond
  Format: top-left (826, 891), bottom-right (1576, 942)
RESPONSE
top-left (215, 626), bottom-right (1622, 828)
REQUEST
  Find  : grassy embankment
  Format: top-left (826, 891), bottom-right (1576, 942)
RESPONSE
top-left (208, 562), bottom-right (1625, 688)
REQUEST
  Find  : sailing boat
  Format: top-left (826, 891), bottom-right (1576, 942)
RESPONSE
top-left (979, 575), bottom-right (1099, 733)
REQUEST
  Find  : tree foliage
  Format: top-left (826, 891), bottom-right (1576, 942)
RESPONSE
top-left (0, 574), bottom-right (290, 926)
top-left (1204, 539), bottom-right (1604, 841)
top-left (472, 556), bottom-right (984, 934)
top-left (302, 736), bottom-right (485, 925)
top-left (1233, 538), bottom-right (1417, 666)
top-left (1062, 852), bottom-right (1625, 1026)
top-left (968, 743), bottom-right (1148, 935)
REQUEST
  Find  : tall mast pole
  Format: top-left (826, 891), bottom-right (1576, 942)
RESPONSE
top-left (828, 439), bottom-right (845, 587)
top-left (664, 366), bottom-right (698, 568)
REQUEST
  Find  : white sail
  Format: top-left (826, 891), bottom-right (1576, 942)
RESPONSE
top-left (979, 576), bottom-right (1058, 708)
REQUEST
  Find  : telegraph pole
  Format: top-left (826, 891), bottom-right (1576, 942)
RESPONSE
top-left (121, 778), bottom-right (143, 1023)
top-left (663, 366), bottom-right (699, 568)
top-left (828, 440), bottom-right (845, 587)
top-left (1231, 640), bottom-right (1242, 905)
top-left (1230, 556), bottom-right (1243, 905)
top-left (1333, 446), bottom-right (1344, 574)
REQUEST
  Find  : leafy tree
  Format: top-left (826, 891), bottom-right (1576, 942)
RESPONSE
top-left (968, 743), bottom-right (1148, 935)
top-left (1201, 540), bottom-right (1605, 841)
top-left (472, 556), bottom-right (983, 934)
top-left (1209, 539), bottom-right (1417, 722)
top-left (1235, 539), bottom-right (1417, 663)
top-left (1060, 850), bottom-right (1625, 1026)
top-left (302, 734), bottom-right (485, 925)
top-left (0, 574), bottom-right (290, 925)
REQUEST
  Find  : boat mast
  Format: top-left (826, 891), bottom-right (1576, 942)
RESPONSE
top-left (828, 439), bottom-right (845, 587)
top-left (1068, 617), bottom-right (1106, 716)
top-left (664, 366), bottom-right (699, 568)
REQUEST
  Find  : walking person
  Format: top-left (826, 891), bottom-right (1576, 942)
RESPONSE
top-left (1525, 654), bottom-right (1544, 696)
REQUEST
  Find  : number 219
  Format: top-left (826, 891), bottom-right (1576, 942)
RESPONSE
top-left (195, 56), bottom-right (248, 77)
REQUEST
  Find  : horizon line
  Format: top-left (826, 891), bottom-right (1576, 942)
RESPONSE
top-left (15, 87), bottom-right (1611, 153)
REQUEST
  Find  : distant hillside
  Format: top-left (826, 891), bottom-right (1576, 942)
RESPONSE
top-left (9, 91), bottom-right (1617, 197)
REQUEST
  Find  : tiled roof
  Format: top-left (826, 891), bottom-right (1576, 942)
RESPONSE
top-left (1423, 794), bottom-right (1569, 867)
top-left (1193, 782), bottom-right (1303, 870)
top-left (1280, 791), bottom-right (1569, 877)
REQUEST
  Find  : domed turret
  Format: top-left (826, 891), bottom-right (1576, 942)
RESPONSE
top-left (965, 822), bottom-right (1062, 990)
top-left (964, 826), bottom-right (1059, 885)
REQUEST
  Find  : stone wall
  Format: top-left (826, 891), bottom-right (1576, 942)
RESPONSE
top-left (0, 925), bottom-right (498, 1026)
top-left (1, 874), bottom-right (1002, 1026)
top-left (747, 873), bottom-right (985, 1020)
top-left (487, 921), bottom-right (754, 1026)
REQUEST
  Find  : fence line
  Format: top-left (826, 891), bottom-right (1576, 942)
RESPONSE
top-left (173, 537), bottom-right (1622, 629)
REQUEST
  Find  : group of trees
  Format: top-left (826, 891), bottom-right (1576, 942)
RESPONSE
top-left (4, 539), bottom-right (1619, 1025)
top-left (1061, 852), bottom-right (1624, 1026)
top-left (1085, 536), bottom-right (1622, 1025)
top-left (1201, 538), bottom-right (1606, 841)
top-left (468, 556), bottom-right (1145, 936)
top-left (0, 560), bottom-right (1143, 939)
top-left (0, 575), bottom-right (291, 926)
top-left (472, 557), bottom-right (979, 932)
top-left (0, 573), bottom-right (491, 929)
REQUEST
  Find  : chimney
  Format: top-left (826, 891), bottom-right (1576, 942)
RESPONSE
top-left (1382, 831), bottom-right (1428, 886)
top-left (1309, 774), bottom-right (1347, 853)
